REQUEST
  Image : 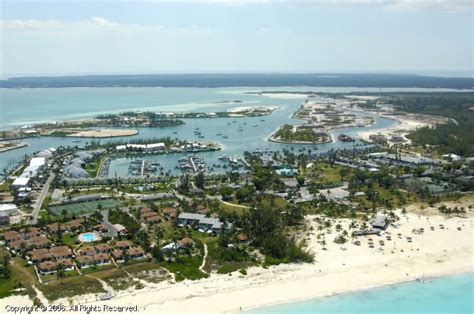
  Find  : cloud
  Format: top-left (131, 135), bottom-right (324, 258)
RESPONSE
top-left (114, 0), bottom-right (472, 10)
top-left (0, 17), bottom-right (211, 34)
top-left (0, 19), bottom-right (62, 29)
top-left (90, 17), bottom-right (120, 27)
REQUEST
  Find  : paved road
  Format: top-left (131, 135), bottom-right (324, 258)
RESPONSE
top-left (30, 173), bottom-right (55, 225)
top-left (101, 209), bottom-right (118, 237)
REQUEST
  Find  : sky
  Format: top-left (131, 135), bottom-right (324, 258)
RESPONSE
top-left (0, 0), bottom-right (472, 77)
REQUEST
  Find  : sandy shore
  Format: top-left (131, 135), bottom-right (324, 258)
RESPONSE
top-left (2, 198), bottom-right (473, 313)
top-left (357, 112), bottom-right (448, 144)
top-left (67, 128), bottom-right (139, 138)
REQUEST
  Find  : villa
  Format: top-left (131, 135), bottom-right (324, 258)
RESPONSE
top-left (38, 261), bottom-right (57, 275)
top-left (50, 246), bottom-right (73, 260)
top-left (79, 246), bottom-right (96, 256)
top-left (95, 243), bottom-right (111, 254)
top-left (93, 253), bottom-right (111, 265)
top-left (56, 258), bottom-right (74, 271)
top-left (126, 247), bottom-right (145, 259)
top-left (29, 249), bottom-right (52, 264)
top-left (76, 255), bottom-right (94, 268)
top-left (178, 212), bottom-right (224, 233)
top-left (115, 240), bottom-right (132, 250)
top-left (112, 249), bottom-right (124, 263)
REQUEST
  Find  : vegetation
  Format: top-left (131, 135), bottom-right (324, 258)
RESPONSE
top-left (274, 124), bottom-right (330, 143)
top-left (389, 93), bottom-right (474, 156)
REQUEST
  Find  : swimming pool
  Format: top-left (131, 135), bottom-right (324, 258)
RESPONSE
top-left (78, 232), bottom-right (101, 242)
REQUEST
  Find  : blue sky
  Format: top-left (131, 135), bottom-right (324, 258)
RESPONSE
top-left (0, 0), bottom-right (472, 76)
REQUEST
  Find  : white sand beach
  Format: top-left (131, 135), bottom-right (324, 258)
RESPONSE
top-left (2, 198), bottom-right (473, 313)
top-left (357, 113), bottom-right (448, 144)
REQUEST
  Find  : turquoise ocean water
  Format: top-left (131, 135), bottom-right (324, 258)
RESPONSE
top-left (247, 272), bottom-right (474, 314)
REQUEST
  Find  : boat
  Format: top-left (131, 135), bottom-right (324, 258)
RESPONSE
top-left (337, 134), bottom-right (355, 142)
top-left (223, 135), bottom-right (229, 139)
top-left (253, 124), bottom-right (258, 127)
top-left (72, 139), bottom-right (82, 143)
top-left (260, 119), bottom-right (265, 122)
top-left (216, 132), bottom-right (223, 136)
top-left (173, 131), bottom-right (178, 134)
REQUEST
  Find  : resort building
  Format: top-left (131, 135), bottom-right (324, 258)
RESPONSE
top-left (178, 213), bottom-right (223, 233)
top-left (371, 214), bottom-right (390, 230)
top-left (0, 204), bottom-right (21, 226)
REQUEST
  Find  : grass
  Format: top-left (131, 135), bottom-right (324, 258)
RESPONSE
top-left (218, 202), bottom-right (249, 215)
top-left (61, 234), bottom-right (78, 246)
top-left (87, 267), bottom-right (134, 291)
top-left (122, 262), bottom-right (171, 284)
top-left (40, 269), bottom-right (79, 284)
top-left (39, 275), bottom-right (105, 301)
top-left (84, 157), bottom-right (101, 178)
top-left (158, 255), bottom-right (208, 282)
top-left (80, 263), bottom-right (115, 275)
top-left (203, 241), bottom-right (256, 274)
top-left (1, 257), bottom-right (39, 300)
top-left (49, 199), bottom-right (122, 216)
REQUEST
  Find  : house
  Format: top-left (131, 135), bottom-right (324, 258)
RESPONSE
top-left (126, 247), bottom-right (145, 259)
top-left (50, 246), bottom-right (72, 260)
top-left (76, 255), bottom-right (94, 268)
top-left (93, 224), bottom-right (108, 233)
top-left (29, 236), bottom-right (51, 249)
top-left (112, 249), bottom-right (124, 263)
top-left (8, 239), bottom-right (28, 252)
top-left (29, 249), bottom-right (52, 264)
top-left (115, 241), bottom-right (131, 250)
top-left (95, 243), bottom-right (111, 254)
top-left (21, 227), bottom-right (42, 240)
top-left (198, 217), bottom-right (223, 233)
top-left (178, 213), bottom-right (224, 233)
top-left (145, 215), bottom-right (161, 224)
top-left (0, 204), bottom-right (21, 226)
top-left (56, 258), bottom-right (74, 271)
top-left (114, 224), bottom-right (128, 236)
top-left (38, 261), bottom-right (57, 275)
top-left (237, 233), bottom-right (248, 242)
top-left (93, 253), bottom-right (111, 266)
top-left (179, 238), bottom-right (194, 247)
top-left (79, 246), bottom-right (96, 256)
top-left (1, 230), bottom-right (22, 244)
top-left (371, 214), bottom-right (389, 230)
top-left (139, 207), bottom-right (152, 215)
top-left (162, 207), bottom-right (177, 219)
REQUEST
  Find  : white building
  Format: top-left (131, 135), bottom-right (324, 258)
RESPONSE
top-left (0, 204), bottom-right (21, 225)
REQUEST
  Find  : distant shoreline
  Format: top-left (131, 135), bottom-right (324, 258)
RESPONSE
top-left (1, 73), bottom-right (473, 89)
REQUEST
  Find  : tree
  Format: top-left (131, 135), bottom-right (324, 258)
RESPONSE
top-left (195, 172), bottom-right (205, 189)
top-left (219, 185), bottom-right (233, 200)
top-left (56, 264), bottom-right (66, 284)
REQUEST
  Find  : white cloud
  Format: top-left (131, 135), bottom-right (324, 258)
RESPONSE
top-left (0, 19), bottom-right (62, 29)
top-left (117, 0), bottom-right (472, 10)
top-left (90, 17), bottom-right (120, 27)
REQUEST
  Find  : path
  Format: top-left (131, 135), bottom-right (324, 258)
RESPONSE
top-left (199, 243), bottom-right (208, 273)
top-left (101, 209), bottom-right (118, 237)
top-left (86, 274), bottom-right (115, 295)
top-left (30, 173), bottom-right (55, 225)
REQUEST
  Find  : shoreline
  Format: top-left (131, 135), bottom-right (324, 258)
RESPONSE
top-left (3, 199), bottom-right (472, 313)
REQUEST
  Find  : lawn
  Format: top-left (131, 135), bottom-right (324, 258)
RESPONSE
top-left (39, 275), bottom-right (105, 301)
top-left (158, 255), bottom-right (208, 282)
top-left (49, 198), bottom-right (122, 216)
top-left (87, 267), bottom-right (135, 291)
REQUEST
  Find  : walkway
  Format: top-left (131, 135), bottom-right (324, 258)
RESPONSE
top-left (199, 244), bottom-right (208, 273)
top-left (30, 173), bottom-right (55, 225)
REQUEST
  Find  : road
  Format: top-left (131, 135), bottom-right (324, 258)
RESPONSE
top-left (101, 209), bottom-right (118, 237)
top-left (30, 173), bottom-right (55, 225)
